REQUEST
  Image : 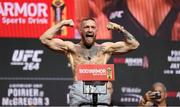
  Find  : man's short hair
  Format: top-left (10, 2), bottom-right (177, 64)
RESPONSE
top-left (81, 17), bottom-right (96, 22)
top-left (152, 82), bottom-right (167, 92)
top-left (80, 17), bottom-right (96, 27)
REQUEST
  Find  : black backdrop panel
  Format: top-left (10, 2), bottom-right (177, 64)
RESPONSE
top-left (0, 0), bottom-right (180, 106)
top-left (0, 39), bottom-right (73, 78)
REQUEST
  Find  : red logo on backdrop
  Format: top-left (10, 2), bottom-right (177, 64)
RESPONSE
top-left (0, 0), bottom-right (75, 38)
top-left (76, 64), bottom-right (115, 81)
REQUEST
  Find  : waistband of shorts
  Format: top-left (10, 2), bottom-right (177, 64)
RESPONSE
top-left (73, 80), bottom-right (83, 84)
top-left (73, 81), bottom-right (108, 85)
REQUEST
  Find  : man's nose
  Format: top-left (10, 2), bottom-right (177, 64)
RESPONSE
top-left (88, 27), bottom-right (93, 32)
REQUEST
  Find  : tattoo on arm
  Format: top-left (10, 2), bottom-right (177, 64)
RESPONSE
top-left (122, 29), bottom-right (135, 40)
top-left (107, 22), bottom-right (136, 40)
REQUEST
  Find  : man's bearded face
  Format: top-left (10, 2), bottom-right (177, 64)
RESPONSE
top-left (80, 20), bottom-right (97, 47)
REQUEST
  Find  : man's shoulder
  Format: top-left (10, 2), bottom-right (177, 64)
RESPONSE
top-left (95, 43), bottom-right (102, 46)
top-left (74, 43), bottom-right (103, 47)
top-left (101, 42), bottom-right (114, 46)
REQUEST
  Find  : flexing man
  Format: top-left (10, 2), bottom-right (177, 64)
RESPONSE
top-left (40, 18), bottom-right (139, 105)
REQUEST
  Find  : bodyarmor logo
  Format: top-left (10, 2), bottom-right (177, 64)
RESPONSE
top-left (0, 2), bottom-right (48, 17)
top-left (10, 49), bottom-right (44, 71)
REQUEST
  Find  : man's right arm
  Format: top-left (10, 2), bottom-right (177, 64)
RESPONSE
top-left (39, 19), bottom-right (74, 53)
top-left (138, 91), bottom-right (154, 107)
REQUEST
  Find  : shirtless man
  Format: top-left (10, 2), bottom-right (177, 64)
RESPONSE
top-left (40, 17), bottom-right (139, 106)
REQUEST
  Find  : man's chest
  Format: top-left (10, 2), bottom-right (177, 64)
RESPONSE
top-left (76, 46), bottom-right (102, 61)
top-left (67, 45), bottom-right (110, 65)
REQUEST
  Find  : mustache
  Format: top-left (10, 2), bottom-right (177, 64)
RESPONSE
top-left (86, 32), bottom-right (94, 37)
top-left (86, 31), bottom-right (93, 34)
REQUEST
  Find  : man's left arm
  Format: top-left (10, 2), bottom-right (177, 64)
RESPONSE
top-left (102, 22), bottom-right (140, 54)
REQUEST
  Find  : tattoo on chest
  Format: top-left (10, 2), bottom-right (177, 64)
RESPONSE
top-left (77, 45), bottom-right (101, 60)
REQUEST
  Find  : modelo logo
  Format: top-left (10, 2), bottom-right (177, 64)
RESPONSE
top-left (11, 49), bottom-right (44, 71)
top-left (120, 87), bottom-right (142, 103)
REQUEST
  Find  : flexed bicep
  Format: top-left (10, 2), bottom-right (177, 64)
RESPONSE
top-left (111, 42), bottom-right (134, 54)
top-left (102, 42), bottom-right (135, 55)
top-left (45, 38), bottom-right (75, 53)
top-left (39, 19), bottom-right (75, 53)
top-left (105, 22), bottom-right (140, 54)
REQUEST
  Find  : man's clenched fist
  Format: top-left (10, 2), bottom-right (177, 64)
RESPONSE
top-left (61, 19), bottom-right (74, 27)
top-left (107, 22), bottom-right (124, 32)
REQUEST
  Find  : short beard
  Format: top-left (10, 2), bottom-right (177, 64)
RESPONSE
top-left (84, 41), bottom-right (94, 49)
top-left (81, 36), bottom-right (96, 49)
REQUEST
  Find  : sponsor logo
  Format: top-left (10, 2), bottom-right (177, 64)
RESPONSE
top-left (0, 2), bottom-right (48, 25)
top-left (77, 64), bottom-right (114, 81)
top-left (51, 0), bottom-right (65, 24)
top-left (120, 87), bottom-right (142, 103)
top-left (0, 0), bottom-right (74, 38)
top-left (10, 49), bottom-right (44, 71)
top-left (107, 66), bottom-right (112, 79)
top-left (109, 10), bottom-right (124, 19)
top-left (177, 91), bottom-right (180, 100)
top-left (79, 68), bottom-right (106, 75)
top-left (51, 0), bottom-right (69, 36)
top-left (113, 56), bottom-right (149, 69)
top-left (167, 91), bottom-right (180, 100)
top-left (0, 2), bottom-right (48, 17)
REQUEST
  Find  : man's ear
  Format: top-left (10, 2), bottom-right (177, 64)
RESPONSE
top-left (96, 27), bottom-right (98, 32)
top-left (79, 28), bottom-right (82, 34)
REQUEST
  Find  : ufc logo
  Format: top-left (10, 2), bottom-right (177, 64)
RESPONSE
top-left (12, 50), bottom-right (43, 62)
top-left (11, 49), bottom-right (43, 71)
top-left (109, 10), bottom-right (124, 19)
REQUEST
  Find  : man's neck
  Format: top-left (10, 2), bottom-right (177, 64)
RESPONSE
top-left (79, 41), bottom-right (96, 49)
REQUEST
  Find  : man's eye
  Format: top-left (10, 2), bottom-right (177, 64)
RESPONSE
top-left (84, 26), bottom-right (89, 28)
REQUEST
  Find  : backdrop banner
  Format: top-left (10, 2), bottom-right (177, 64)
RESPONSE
top-left (0, 0), bottom-right (180, 106)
